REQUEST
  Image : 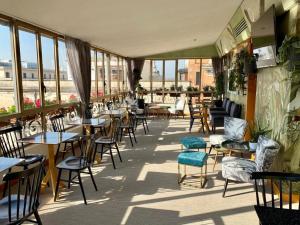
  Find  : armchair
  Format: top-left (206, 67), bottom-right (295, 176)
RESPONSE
top-left (168, 99), bottom-right (185, 119)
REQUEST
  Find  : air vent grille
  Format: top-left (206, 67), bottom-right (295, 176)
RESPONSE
top-left (233, 18), bottom-right (248, 38)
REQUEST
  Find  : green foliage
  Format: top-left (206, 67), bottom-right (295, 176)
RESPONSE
top-left (228, 70), bottom-right (236, 91)
top-left (186, 86), bottom-right (193, 92)
top-left (277, 35), bottom-right (300, 65)
top-left (249, 120), bottom-right (272, 142)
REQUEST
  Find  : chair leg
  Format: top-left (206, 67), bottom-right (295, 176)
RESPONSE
top-left (132, 128), bottom-right (137, 143)
top-left (208, 145), bottom-right (213, 155)
top-left (88, 166), bottom-right (98, 191)
top-left (62, 143), bottom-right (67, 160)
top-left (68, 170), bottom-right (72, 189)
top-left (54, 168), bottom-right (62, 202)
top-left (142, 120), bottom-right (147, 134)
top-left (189, 118), bottom-right (194, 132)
top-left (144, 119), bottom-right (149, 132)
top-left (71, 142), bottom-right (75, 156)
top-left (109, 145), bottom-right (116, 169)
top-left (223, 179), bottom-right (229, 198)
top-left (120, 128), bottom-right (123, 142)
top-left (100, 144), bottom-right (104, 159)
top-left (115, 143), bottom-right (122, 162)
top-left (77, 171), bottom-right (87, 205)
top-left (34, 210), bottom-right (43, 225)
top-left (55, 143), bottom-right (61, 163)
top-left (128, 131), bottom-right (133, 147)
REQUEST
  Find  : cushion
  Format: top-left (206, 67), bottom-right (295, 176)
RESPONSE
top-left (222, 156), bottom-right (257, 183)
top-left (224, 117), bottom-right (247, 140)
top-left (178, 151), bottom-right (208, 167)
top-left (209, 134), bottom-right (227, 146)
top-left (255, 136), bottom-right (280, 172)
top-left (180, 136), bottom-right (207, 149)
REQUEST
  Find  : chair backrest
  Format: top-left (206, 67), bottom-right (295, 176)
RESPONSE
top-left (80, 135), bottom-right (96, 165)
top-left (49, 114), bottom-right (65, 132)
top-left (222, 98), bottom-right (229, 108)
top-left (225, 100), bottom-right (233, 114)
top-left (229, 103), bottom-right (242, 118)
top-left (108, 118), bottom-right (120, 141)
top-left (175, 99), bottom-right (185, 111)
top-left (251, 172), bottom-right (300, 225)
top-left (2, 158), bottom-right (45, 224)
top-left (224, 117), bottom-right (247, 141)
top-left (255, 136), bottom-right (280, 172)
top-left (0, 125), bottom-right (26, 158)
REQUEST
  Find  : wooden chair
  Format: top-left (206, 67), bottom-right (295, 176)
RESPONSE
top-left (0, 158), bottom-right (45, 225)
top-left (94, 119), bottom-right (122, 169)
top-left (251, 171), bottom-right (300, 225)
top-left (55, 135), bottom-right (98, 205)
top-left (49, 114), bottom-right (82, 162)
top-left (118, 112), bottom-right (137, 147)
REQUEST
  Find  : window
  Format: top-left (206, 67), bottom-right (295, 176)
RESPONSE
top-left (152, 60), bottom-right (163, 90)
top-left (0, 22), bottom-right (18, 115)
top-left (97, 51), bottom-right (104, 97)
top-left (90, 49), bottom-right (96, 99)
top-left (41, 35), bottom-right (57, 106)
top-left (177, 59), bottom-right (190, 90)
top-left (123, 59), bottom-right (129, 91)
top-left (104, 53), bottom-right (110, 95)
top-left (164, 60), bottom-right (176, 89)
top-left (196, 72), bottom-right (201, 85)
top-left (200, 59), bottom-right (215, 90)
top-left (110, 55), bottom-right (118, 95)
top-left (19, 29), bottom-right (40, 110)
top-left (31, 73), bottom-right (34, 79)
top-left (58, 40), bottom-right (78, 103)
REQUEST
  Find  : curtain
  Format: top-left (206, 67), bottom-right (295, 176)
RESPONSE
top-left (65, 37), bottom-right (91, 119)
top-left (212, 57), bottom-right (223, 77)
top-left (126, 58), bottom-right (145, 94)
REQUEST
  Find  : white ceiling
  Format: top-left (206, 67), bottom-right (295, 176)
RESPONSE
top-left (0, 0), bottom-right (243, 57)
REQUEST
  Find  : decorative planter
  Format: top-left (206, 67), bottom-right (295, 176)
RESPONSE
top-left (169, 92), bottom-right (181, 97)
top-left (249, 142), bottom-right (257, 151)
top-left (186, 92), bottom-right (200, 97)
top-left (156, 91), bottom-right (163, 96)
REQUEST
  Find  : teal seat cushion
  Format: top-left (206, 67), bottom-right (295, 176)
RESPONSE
top-left (180, 136), bottom-right (207, 149)
top-left (178, 151), bottom-right (208, 167)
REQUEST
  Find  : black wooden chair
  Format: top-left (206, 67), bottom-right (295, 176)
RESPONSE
top-left (55, 135), bottom-right (98, 205)
top-left (118, 112), bottom-right (137, 147)
top-left (188, 102), bottom-right (205, 133)
top-left (133, 105), bottom-right (149, 134)
top-left (251, 171), bottom-right (300, 225)
top-left (49, 114), bottom-right (82, 162)
top-left (94, 119), bottom-right (122, 169)
top-left (0, 158), bottom-right (45, 225)
top-left (0, 125), bottom-right (44, 169)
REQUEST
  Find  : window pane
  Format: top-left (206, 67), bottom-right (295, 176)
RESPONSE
top-left (119, 57), bottom-right (124, 93)
top-left (104, 53), bottom-right (110, 95)
top-left (58, 40), bottom-right (78, 103)
top-left (110, 55), bottom-right (118, 95)
top-left (177, 59), bottom-right (191, 90)
top-left (178, 59), bottom-right (201, 91)
top-left (152, 60), bottom-right (163, 102)
top-left (201, 59), bottom-right (215, 90)
top-left (123, 59), bottom-right (128, 91)
top-left (90, 49), bottom-right (96, 99)
top-left (97, 51), bottom-right (104, 97)
top-left (0, 22), bottom-right (18, 116)
top-left (19, 29), bottom-right (40, 110)
top-left (41, 35), bottom-right (57, 106)
top-left (164, 60), bottom-right (176, 89)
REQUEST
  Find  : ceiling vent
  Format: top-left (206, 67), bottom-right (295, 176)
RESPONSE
top-left (233, 17), bottom-right (248, 38)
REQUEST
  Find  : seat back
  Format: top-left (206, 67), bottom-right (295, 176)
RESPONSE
top-left (224, 117), bottom-right (247, 141)
top-left (229, 103), bottom-right (242, 118)
top-left (175, 99), bottom-right (185, 111)
top-left (222, 98), bottom-right (229, 108)
top-left (80, 135), bottom-right (96, 165)
top-left (251, 172), bottom-right (300, 225)
top-left (2, 158), bottom-right (45, 224)
top-left (109, 118), bottom-right (121, 142)
top-left (50, 114), bottom-right (65, 132)
top-left (225, 100), bottom-right (233, 114)
top-left (255, 136), bottom-right (280, 172)
top-left (0, 125), bottom-right (26, 158)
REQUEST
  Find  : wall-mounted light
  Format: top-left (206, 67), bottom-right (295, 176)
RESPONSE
top-left (282, 0), bottom-right (300, 11)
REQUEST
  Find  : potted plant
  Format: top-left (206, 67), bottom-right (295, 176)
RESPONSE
top-left (203, 85), bottom-right (214, 97)
top-left (169, 85), bottom-right (181, 97)
top-left (186, 86), bottom-right (199, 97)
top-left (228, 70), bottom-right (236, 91)
top-left (249, 120), bottom-right (272, 151)
top-left (155, 88), bottom-right (163, 96)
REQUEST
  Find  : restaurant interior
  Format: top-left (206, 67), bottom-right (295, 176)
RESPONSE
top-left (0, 0), bottom-right (299, 224)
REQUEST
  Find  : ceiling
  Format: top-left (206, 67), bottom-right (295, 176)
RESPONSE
top-left (0, 0), bottom-right (243, 57)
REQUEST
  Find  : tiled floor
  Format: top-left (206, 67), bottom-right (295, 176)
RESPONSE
top-left (37, 118), bottom-right (258, 225)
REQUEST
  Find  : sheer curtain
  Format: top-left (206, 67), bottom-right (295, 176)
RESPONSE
top-left (65, 37), bottom-right (91, 119)
top-left (126, 58), bottom-right (145, 94)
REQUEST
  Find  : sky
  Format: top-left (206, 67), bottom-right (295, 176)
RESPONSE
top-left (153, 59), bottom-right (188, 80)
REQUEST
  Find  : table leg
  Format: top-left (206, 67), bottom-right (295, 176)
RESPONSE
top-left (41, 144), bottom-right (58, 196)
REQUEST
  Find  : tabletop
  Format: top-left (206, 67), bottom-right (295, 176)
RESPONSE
top-left (18, 132), bottom-right (79, 145)
top-left (68, 118), bottom-right (106, 126)
top-left (101, 109), bottom-right (126, 116)
top-left (221, 140), bottom-right (250, 152)
top-left (0, 157), bottom-right (25, 173)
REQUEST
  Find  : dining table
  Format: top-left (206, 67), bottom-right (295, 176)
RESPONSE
top-left (101, 109), bottom-right (126, 118)
top-left (18, 131), bottom-right (79, 197)
top-left (0, 157), bottom-right (25, 173)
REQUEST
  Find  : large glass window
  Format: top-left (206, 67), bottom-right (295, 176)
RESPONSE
top-left (90, 49), bottom-right (96, 99)
top-left (119, 58), bottom-right (124, 92)
top-left (201, 59), bottom-right (215, 90)
top-left (164, 60), bottom-right (176, 89)
top-left (177, 59), bottom-right (191, 90)
top-left (152, 60), bottom-right (163, 91)
top-left (110, 55), bottom-right (118, 95)
top-left (0, 22), bottom-right (18, 116)
top-left (97, 51), bottom-right (104, 97)
top-left (123, 59), bottom-right (129, 91)
top-left (104, 53), bottom-right (110, 95)
top-left (19, 29), bottom-right (40, 110)
top-left (41, 35), bottom-right (57, 106)
top-left (58, 40), bottom-right (78, 103)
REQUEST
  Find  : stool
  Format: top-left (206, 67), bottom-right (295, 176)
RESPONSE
top-left (177, 151), bottom-right (208, 188)
top-left (180, 136), bottom-right (207, 152)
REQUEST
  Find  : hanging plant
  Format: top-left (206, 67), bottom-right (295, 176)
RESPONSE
top-left (228, 70), bottom-right (236, 91)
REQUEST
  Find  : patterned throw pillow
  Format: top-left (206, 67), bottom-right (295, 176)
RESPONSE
top-left (255, 136), bottom-right (280, 172)
top-left (224, 117), bottom-right (248, 141)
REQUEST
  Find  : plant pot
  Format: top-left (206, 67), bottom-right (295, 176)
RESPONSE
top-left (249, 142), bottom-right (257, 151)
top-left (156, 92), bottom-right (162, 96)
top-left (187, 92), bottom-right (199, 97)
top-left (169, 92), bottom-right (181, 97)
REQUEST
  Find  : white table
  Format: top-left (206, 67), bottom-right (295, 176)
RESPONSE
top-left (0, 157), bottom-right (25, 173)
